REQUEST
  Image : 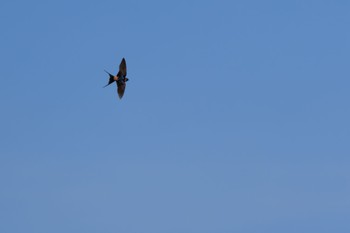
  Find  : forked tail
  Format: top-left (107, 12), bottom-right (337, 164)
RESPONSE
top-left (103, 70), bottom-right (115, 87)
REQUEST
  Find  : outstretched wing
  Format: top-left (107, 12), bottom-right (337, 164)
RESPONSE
top-left (117, 82), bottom-right (126, 99)
top-left (118, 58), bottom-right (127, 77)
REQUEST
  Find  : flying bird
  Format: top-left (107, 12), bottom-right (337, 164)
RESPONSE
top-left (104, 58), bottom-right (129, 99)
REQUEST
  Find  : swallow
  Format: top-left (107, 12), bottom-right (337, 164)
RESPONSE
top-left (104, 58), bottom-right (129, 99)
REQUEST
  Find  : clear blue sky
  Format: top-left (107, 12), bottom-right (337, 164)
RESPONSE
top-left (1, 0), bottom-right (349, 232)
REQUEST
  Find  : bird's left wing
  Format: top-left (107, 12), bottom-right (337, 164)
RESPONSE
top-left (117, 82), bottom-right (126, 99)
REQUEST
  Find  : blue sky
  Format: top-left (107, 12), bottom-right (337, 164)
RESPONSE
top-left (1, 0), bottom-right (349, 232)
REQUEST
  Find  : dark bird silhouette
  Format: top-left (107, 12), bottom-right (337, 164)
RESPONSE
top-left (104, 58), bottom-right (129, 99)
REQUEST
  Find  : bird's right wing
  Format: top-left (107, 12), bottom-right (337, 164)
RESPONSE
top-left (118, 58), bottom-right (127, 76)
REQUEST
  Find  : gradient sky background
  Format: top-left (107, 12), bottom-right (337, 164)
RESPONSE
top-left (1, 0), bottom-right (350, 232)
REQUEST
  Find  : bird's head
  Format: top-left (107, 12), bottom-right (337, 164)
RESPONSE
top-left (125, 78), bottom-right (129, 82)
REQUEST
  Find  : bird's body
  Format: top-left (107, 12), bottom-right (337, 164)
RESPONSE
top-left (104, 58), bottom-right (129, 99)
